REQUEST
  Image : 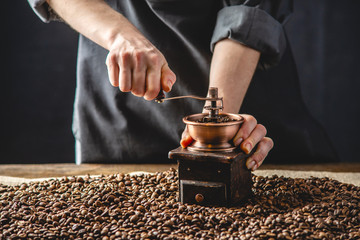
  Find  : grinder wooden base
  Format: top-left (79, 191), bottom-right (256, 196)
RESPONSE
top-left (169, 147), bottom-right (253, 207)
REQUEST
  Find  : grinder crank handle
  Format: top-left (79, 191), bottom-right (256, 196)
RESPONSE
top-left (155, 90), bottom-right (166, 102)
top-left (155, 90), bottom-right (223, 103)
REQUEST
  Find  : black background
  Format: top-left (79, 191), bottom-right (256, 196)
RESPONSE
top-left (2, 1), bottom-right (360, 164)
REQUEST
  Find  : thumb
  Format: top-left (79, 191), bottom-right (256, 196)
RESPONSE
top-left (161, 63), bottom-right (176, 92)
top-left (180, 126), bottom-right (193, 148)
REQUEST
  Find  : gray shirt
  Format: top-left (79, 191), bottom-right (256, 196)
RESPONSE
top-left (28, 0), bottom-right (338, 164)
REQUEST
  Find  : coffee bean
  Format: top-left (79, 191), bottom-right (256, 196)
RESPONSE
top-left (130, 214), bottom-right (139, 223)
top-left (53, 202), bottom-right (61, 208)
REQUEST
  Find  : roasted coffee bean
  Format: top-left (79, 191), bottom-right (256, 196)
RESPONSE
top-left (0, 169), bottom-right (359, 239)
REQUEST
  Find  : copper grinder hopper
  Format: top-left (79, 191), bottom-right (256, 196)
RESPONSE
top-left (184, 112), bottom-right (244, 152)
top-left (157, 87), bottom-right (253, 207)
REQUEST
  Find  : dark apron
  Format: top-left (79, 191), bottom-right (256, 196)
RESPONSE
top-left (242, 37), bottom-right (338, 164)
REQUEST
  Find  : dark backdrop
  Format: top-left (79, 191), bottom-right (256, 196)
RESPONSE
top-left (2, 1), bottom-right (360, 164)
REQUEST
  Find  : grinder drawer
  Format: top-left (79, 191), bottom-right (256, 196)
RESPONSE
top-left (179, 180), bottom-right (227, 206)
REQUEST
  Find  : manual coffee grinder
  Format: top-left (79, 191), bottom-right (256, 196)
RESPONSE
top-left (156, 87), bottom-right (253, 207)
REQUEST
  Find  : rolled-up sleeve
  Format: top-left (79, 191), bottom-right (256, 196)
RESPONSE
top-left (28, 0), bottom-right (61, 23)
top-left (211, 1), bottom-right (293, 70)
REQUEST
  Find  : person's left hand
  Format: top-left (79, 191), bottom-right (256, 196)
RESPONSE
top-left (180, 114), bottom-right (273, 171)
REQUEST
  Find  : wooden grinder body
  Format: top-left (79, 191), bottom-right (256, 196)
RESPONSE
top-left (169, 147), bottom-right (253, 207)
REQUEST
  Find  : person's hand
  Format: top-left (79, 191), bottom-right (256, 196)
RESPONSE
top-left (105, 34), bottom-right (176, 100)
top-left (180, 114), bottom-right (273, 171)
top-left (44, 0), bottom-right (176, 100)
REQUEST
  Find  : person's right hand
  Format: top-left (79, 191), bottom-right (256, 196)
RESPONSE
top-left (105, 34), bottom-right (176, 100)
top-left (44, 0), bottom-right (175, 100)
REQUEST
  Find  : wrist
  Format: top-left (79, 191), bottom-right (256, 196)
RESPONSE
top-left (103, 13), bottom-right (143, 50)
top-left (106, 31), bottom-right (124, 50)
top-left (106, 26), bottom-right (148, 51)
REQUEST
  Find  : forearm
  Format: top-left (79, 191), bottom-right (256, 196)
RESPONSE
top-left (208, 39), bottom-right (260, 113)
top-left (46, 0), bottom-right (142, 50)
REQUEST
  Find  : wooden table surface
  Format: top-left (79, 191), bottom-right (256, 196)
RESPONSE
top-left (0, 163), bottom-right (360, 179)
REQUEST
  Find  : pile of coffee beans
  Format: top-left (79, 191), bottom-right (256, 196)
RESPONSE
top-left (1, 168), bottom-right (360, 239)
